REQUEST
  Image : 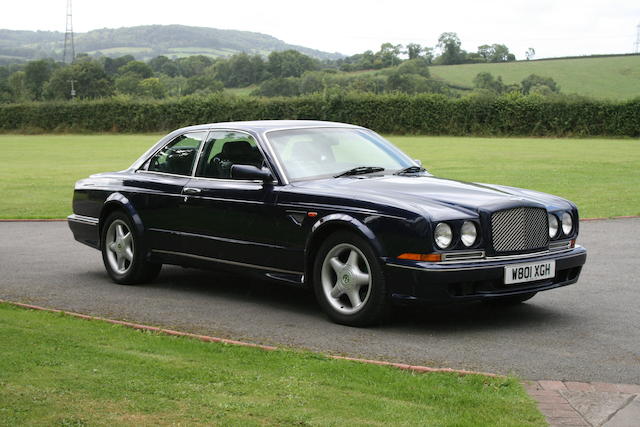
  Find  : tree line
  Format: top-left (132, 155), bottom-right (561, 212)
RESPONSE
top-left (0, 32), bottom-right (552, 103)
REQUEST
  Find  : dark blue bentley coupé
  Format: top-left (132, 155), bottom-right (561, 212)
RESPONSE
top-left (69, 120), bottom-right (587, 326)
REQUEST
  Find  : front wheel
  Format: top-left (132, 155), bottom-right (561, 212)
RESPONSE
top-left (313, 231), bottom-right (389, 326)
top-left (101, 211), bottom-right (161, 285)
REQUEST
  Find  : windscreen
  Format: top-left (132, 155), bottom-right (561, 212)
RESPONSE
top-left (266, 128), bottom-right (413, 181)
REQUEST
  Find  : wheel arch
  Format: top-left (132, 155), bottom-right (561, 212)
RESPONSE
top-left (304, 214), bottom-right (383, 285)
top-left (98, 193), bottom-right (145, 245)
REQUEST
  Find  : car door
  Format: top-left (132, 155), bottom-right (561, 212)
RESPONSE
top-left (179, 130), bottom-right (302, 274)
top-left (126, 131), bottom-right (207, 252)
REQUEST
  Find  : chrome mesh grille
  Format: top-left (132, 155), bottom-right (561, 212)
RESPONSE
top-left (491, 208), bottom-right (549, 253)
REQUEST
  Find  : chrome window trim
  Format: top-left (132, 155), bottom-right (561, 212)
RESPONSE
top-left (152, 249), bottom-right (303, 275)
top-left (138, 130), bottom-right (209, 177)
top-left (193, 129), bottom-right (280, 184)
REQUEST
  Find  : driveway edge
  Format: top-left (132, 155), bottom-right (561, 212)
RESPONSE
top-left (0, 299), bottom-right (498, 377)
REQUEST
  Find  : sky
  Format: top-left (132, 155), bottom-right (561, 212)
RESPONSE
top-left (1, 0), bottom-right (639, 59)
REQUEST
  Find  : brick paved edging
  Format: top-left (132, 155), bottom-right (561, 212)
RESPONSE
top-left (0, 299), bottom-right (498, 377)
top-left (525, 380), bottom-right (640, 427)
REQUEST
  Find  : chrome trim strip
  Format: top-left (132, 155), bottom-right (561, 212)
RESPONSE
top-left (67, 214), bottom-right (99, 226)
top-left (152, 249), bottom-right (303, 275)
top-left (549, 240), bottom-right (572, 251)
top-left (386, 246), bottom-right (583, 272)
top-left (441, 251), bottom-right (485, 262)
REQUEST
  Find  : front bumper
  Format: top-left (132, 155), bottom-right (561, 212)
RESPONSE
top-left (384, 246), bottom-right (587, 304)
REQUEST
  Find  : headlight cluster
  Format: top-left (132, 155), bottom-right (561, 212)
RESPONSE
top-left (548, 212), bottom-right (574, 238)
top-left (434, 221), bottom-right (478, 249)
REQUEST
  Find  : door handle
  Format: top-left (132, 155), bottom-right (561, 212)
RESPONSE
top-left (183, 187), bottom-right (202, 195)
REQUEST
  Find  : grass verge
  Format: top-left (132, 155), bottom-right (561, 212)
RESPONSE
top-left (0, 303), bottom-right (544, 426)
top-left (0, 134), bottom-right (638, 219)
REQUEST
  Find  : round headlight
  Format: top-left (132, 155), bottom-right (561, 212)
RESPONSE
top-left (548, 214), bottom-right (559, 238)
top-left (461, 221), bottom-right (477, 247)
top-left (562, 212), bottom-right (573, 235)
top-left (434, 222), bottom-right (453, 249)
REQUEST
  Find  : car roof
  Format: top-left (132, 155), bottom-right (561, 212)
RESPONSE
top-left (176, 120), bottom-right (364, 133)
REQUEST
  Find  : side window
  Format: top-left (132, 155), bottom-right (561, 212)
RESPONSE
top-left (195, 131), bottom-right (266, 179)
top-left (147, 132), bottom-right (205, 176)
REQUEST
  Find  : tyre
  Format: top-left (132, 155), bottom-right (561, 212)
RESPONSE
top-left (313, 231), bottom-right (388, 326)
top-left (101, 211), bottom-right (161, 285)
top-left (483, 292), bottom-right (537, 306)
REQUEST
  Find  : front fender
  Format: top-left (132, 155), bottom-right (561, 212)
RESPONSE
top-left (310, 213), bottom-right (383, 255)
top-left (303, 213), bottom-right (386, 285)
top-left (100, 192), bottom-right (145, 239)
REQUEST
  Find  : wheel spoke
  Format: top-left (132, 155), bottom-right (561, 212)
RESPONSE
top-left (352, 271), bottom-right (370, 288)
top-left (116, 224), bottom-right (125, 239)
top-left (330, 282), bottom-right (345, 298)
top-left (346, 250), bottom-right (359, 268)
top-left (122, 232), bottom-right (132, 248)
top-left (124, 247), bottom-right (133, 262)
top-left (108, 242), bottom-right (117, 252)
top-left (346, 289), bottom-right (362, 308)
top-left (117, 254), bottom-right (125, 271)
top-left (329, 257), bottom-right (345, 275)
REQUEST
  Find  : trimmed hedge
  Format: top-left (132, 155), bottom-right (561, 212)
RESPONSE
top-left (0, 93), bottom-right (638, 136)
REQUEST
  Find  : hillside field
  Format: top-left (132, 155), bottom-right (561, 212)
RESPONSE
top-left (431, 55), bottom-right (640, 100)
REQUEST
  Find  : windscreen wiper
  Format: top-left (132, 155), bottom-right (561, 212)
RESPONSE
top-left (334, 166), bottom-right (385, 178)
top-left (394, 166), bottom-right (426, 175)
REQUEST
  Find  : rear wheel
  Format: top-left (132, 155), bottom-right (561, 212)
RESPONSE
top-left (101, 211), bottom-right (161, 285)
top-left (313, 231), bottom-right (388, 326)
top-left (483, 292), bottom-right (537, 306)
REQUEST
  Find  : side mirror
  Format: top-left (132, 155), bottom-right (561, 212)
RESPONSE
top-left (413, 159), bottom-right (422, 167)
top-left (231, 164), bottom-right (273, 182)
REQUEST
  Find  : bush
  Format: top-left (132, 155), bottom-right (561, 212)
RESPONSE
top-left (0, 93), bottom-right (638, 136)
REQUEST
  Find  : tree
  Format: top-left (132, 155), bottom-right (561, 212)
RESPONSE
top-left (521, 74), bottom-right (559, 95)
top-left (252, 77), bottom-right (301, 97)
top-left (183, 74), bottom-right (223, 95)
top-left (214, 53), bottom-right (267, 87)
top-left (267, 50), bottom-right (318, 78)
top-left (473, 72), bottom-right (506, 93)
top-left (137, 78), bottom-right (166, 99)
top-left (45, 60), bottom-right (113, 100)
top-left (24, 59), bottom-right (56, 100)
top-left (176, 55), bottom-right (214, 78)
top-left (395, 58), bottom-right (431, 77)
top-left (8, 71), bottom-right (27, 102)
top-left (405, 43), bottom-right (423, 60)
top-left (118, 61), bottom-right (153, 79)
top-left (477, 44), bottom-right (515, 62)
top-left (525, 48), bottom-right (536, 60)
top-left (102, 55), bottom-right (135, 76)
top-left (436, 32), bottom-right (466, 65)
top-left (376, 43), bottom-right (403, 67)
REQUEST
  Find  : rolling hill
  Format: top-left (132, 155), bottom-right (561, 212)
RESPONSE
top-left (431, 55), bottom-right (640, 100)
top-left (0, 25), bottom-right (342, 64)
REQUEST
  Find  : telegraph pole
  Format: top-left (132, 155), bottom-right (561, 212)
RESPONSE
top-left (63, 0), bottom-right (75, 64)
top-left (68, 79), bottom-right (77, 99)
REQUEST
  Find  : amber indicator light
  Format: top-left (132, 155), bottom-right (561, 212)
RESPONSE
top-left (397, 253), bottom-right (442, 262)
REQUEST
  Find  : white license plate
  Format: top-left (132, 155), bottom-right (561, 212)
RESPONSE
top-left (504, 260), bottom-right (555, 285)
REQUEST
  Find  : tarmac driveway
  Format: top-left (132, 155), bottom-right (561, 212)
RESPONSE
top-left (0, 218), bottom-right (638, 383)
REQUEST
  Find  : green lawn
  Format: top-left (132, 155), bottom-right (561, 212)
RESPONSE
top-left (0, 134), bottom-right (638, 219)
top-left (0, 303), bottom-right (544, 426)
top-left (430, 55), bottom-right (640, 100)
